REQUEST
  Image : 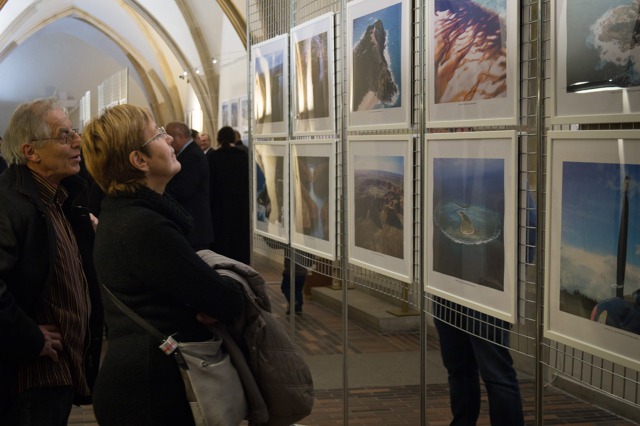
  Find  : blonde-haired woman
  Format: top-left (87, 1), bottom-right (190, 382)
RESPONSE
top-left (82, 104), bottom-right (244, 426)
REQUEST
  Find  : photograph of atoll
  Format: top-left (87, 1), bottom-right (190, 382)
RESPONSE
top-left (252, 35), bottom-right (289, 136)
top-left (427, 0), bottom-right (518, 127)
top-left (254, 143), bottom-right (289, 242)
top-left (291, 142), bottom-right (336, 260)
top-left (348, 136), bottom-right (412, 282)
top-left (426, 131), bottom-right (517, 323)
top-left (552, 0), bottom-right (640, 124)
top-left (347, 0), bottom-right (410, 129)
top-left (291, 13), bottom-right (335, 135)
top-left (545, 131), bottom-right (640, 371)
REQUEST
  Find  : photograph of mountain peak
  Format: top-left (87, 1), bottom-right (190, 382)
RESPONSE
top-left (351, 2), bottom-right (402, 111)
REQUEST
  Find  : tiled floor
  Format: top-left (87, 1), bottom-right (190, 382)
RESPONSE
top-left (68, 257), bottom-right (639, 425)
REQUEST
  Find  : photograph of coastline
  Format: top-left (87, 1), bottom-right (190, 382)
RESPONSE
top-left (291, 13), bottom-right (336, 135)
top-left (545, 131), bottom-right (640, 371)
top-left (426, 131), bottom-right (517, 323)
top-left (347, 0), bottom-right (410, 129)
top-left (427, 0), bottom-right (518, 127)
top-left (552, 0), bottom-right (640, 124)
top-left (254, 143), bottom-right (289, 242)
top-left (348, 136), bottom-right (413, 282)
top-left (252, 35), bottom-right (289, 136)
top-left (291, 142), bottom-right (336, 260)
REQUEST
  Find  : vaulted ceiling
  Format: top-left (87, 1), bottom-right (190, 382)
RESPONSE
top-left (0, 0), bottom-right (248, 132)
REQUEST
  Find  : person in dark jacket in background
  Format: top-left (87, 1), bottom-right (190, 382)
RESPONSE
top-left (165, 121), bottom-right (213, 250)
top-left (208, 126), bottom-right (251, 263)
top-left (0, 97), bottom-right (103, 425)
top-left (82, 105), bottom-right (245, 426)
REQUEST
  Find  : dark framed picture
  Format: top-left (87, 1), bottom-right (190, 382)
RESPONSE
top-left (545, 130), bottom-right (640, 370)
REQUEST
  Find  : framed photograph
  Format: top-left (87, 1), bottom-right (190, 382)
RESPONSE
top-left (221, 101), bottom-right (230, 127)
top-left (251, 34), bottom-right (289, 137)
top-left (427, 1), bottom-right (519, 127)
top-left (290, 13), bottom-right (336, 136)
top-left (425, 131), bottom-right (517, 323)
top-left (239, 96), bottom-right (249, 132)
top-left (347, 0), bottom-right (411, 130)
top-left (290, 141), bottom-right (336, 260)
top-left (348, 135), bottom-right (413, 282)
top-left (551, 1), bottom-right (640, 124)
top-left (545, 130), bottom-right (640, 371)
top-left (253, 142), bottom-right (289, 243)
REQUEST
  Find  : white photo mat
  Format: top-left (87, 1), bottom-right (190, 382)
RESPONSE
top-left (290, 13), bottom-right (336, 136)
top-left (425, 131), bottom-right (517, 323)
top-left (348, 135), bottom-right (413, 283)
top-left (346, 0), bottom-right (411, 130)
top-left (253, 142), bottom-right (289, 243)
top-left (251, 34), bottom-right (289, 137)
top-left (545, 130), bottom-right (640, 371)
top-left (290, 141), bottom-right (336, 260)
top-left (426, 0), bottom-right (519, 127)
top-left (550, 0), bottom-right (640, 124)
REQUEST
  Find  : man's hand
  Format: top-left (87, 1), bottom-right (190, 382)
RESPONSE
top-left (38, 325), bottom-right (63, 362)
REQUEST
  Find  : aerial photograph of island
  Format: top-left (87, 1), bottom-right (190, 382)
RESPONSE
top-left (565, 0), bottom-right (640, 91)
top-left (351, 2), bottom-right (402, 111)
top-left (432, 157), bottom-right (505, 290)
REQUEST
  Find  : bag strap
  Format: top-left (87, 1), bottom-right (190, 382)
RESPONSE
top-left (102, 285), bottom-right (166, 341)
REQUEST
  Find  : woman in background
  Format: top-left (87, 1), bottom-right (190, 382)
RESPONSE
top-left (82, 105), bottom-right (244, 426)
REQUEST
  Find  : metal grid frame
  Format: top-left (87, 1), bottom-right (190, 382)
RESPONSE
top-left (247, 0), bottom-right (640, 424)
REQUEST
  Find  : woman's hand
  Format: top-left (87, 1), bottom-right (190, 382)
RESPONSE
top-left (38, 324), bottom-right (63, 362)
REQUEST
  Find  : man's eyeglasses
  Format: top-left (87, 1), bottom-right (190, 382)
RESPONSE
top-left (142, 127), bottom-right (168, 148)
top-left (31, 128), bottom-right (79, 145)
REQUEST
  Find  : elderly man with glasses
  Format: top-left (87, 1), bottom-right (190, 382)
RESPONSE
top-left (0, 97), bottom-right (103, 425)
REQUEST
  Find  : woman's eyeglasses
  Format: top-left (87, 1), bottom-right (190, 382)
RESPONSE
top-left (142, 127), bottom-right (168, 147)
